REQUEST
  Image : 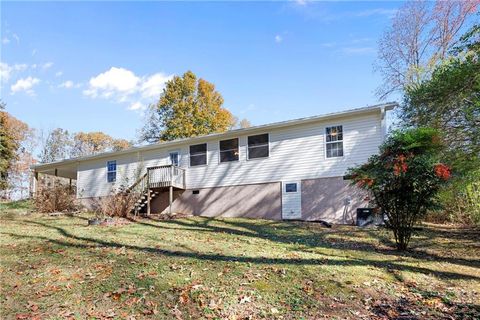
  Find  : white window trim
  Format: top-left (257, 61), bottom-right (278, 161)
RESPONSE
top-left (188, 143), bottom-right (208, 167)
top-left (218, 138), bottom-right (240, 164)
top-left (324, 125), bottom-right (344, 159)
top-left (246, 133), bottom-right (270, 161)
top-left (106, 160), bottom-right (117, 183)
top-left (169, 150), bottom-right (180, 166)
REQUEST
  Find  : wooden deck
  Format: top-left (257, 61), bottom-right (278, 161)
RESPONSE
top-left (147, 165), bottom-right (186, 189)
top-left (128, 165), bottom-right (186, 216)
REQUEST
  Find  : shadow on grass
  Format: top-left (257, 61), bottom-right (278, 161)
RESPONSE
top-left (2, 218), bottom-right (479, 281)
top-left (130, 216), bottom-right (480, 270)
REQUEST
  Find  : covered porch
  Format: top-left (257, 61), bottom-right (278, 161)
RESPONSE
top-left (31, 161), bottom-right (79, 197)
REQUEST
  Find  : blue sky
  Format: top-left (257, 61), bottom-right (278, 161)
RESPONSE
top-left (1, 1), bottom-right (401, 142)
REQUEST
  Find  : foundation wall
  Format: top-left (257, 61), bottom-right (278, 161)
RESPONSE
top-left (79, 177), bottom-right (369, 224)
top-left (151, 182), bottom-right (282, 220)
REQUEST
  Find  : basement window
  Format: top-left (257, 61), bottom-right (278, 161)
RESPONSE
top-left (219, 138), bottom-right (239, 162)
top-left (190, 143), bottom-right (207, 166)
top-left (247, 133), bottom-right (269, 159)
top-left (107, 160), bottom-right (116, 183)
top-left (326, 125), bottom-right (343, 158)
top-left (285, 183), bottom-right (297, 193)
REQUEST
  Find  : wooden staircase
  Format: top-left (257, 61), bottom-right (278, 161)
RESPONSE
top-left (128, 165), bottom-right (186, 216)
top-left (133, 189), bottom-right (160, 214)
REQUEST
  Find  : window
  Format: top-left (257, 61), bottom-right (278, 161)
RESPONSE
top-left (285, 183), bottom-right (297, 193)
top-left (169, 152), bottom-right (179, 166)
top-left (247, 133), bottom-right (269, 159)
top-left (190, 143), bottom-right (207, 166)
top-left (219, 138), bottom-right (239, 163)
top-left (107, 160), bottom-right (116, 183)
top-left (325, 125), bottom-right (343, 158)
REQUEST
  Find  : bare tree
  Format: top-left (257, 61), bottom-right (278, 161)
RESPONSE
top-left (38, 128), bottom-right (72, 163)
top-left (239, 118), bottom-right (252, 129)
top-left (230, 117), bottom-right (252, 129)
top-left (375, 0), bottom-right (478, 99)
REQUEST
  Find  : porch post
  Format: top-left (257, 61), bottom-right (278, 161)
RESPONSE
top-left (147, 189), bottom-right (151, 216)
top-left (169, 186), bottom-right (173, 215)
top-left (32, 171), bottom-right (39, 198)
top-left (147, 169), bottom-right (151, 216)
top-left (169, 165), bottom-right (174, 215)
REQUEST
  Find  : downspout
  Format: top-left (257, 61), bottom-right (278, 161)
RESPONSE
top-left (380, 106), bottom-right (387, 142)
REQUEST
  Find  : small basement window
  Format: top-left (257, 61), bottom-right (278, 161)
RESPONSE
top-left (248, 133), bottom-right (269, 159)
top-left (219, 138), bottom-right (239, 162)
top-left (192, 190), bottom-right (200, 195)
top-left (285, 183), bottom-right (297, 193)
top-left (326, 125), bottom-right (343, 158)
top-left (190, 143), bottom-right (207, 166)
top-left (107, 160), bottom-right (116, 183)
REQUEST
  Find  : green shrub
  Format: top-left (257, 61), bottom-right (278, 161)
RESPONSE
top-left (431, 169), bottom-right (480, 226)
top-left (347, 128), bottom-right (452, 250)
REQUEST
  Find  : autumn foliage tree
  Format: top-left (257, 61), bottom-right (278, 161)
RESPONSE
top-left (0, 102), bottom-right (33, 196)
top-left (347, 128), bottom-right (452, 250)
top-left (140, 71), bottom-right (235, 142)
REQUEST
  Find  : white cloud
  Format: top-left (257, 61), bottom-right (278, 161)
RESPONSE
top-left (275, 35), bottom-right (283, 43)
top-left (321, 38), bottom-right (375, 55)
top-left (140, 73), bottom-right (172, 99)
top-left (294, 0), bottom-right (308, 6)
top-left (84, 67), bottom-right (140, 99)
top-left (320, 42), bottom-right (336, 48)
top-left (84, 67), bottom-right (173, 112)
top-left (13, 64), bottom-right (28, 72)
top-left (12, 34), bottom-right (20, 44)
top-left (354, 8), bottom-right (397, 18)
top-left (55, 71), bottom-right (63, 77)
top-left (2, 37), bottom-right (10, 44)
top-left (341, 47), bottom-right (376, 55)
top-left (11, 76), bottom-right (40, 95)
top-left (0, 62), bottom-right (12, 82)
top-left (42, 62), bottom-right (54, 70)
top-left (0, 63), bottom-right (28, 83)
top-left (128, 101), bottom-right (145, 111)
top-left (59, 80), bottom-right (74, 88)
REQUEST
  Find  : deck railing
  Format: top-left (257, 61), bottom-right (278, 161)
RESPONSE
top-left (147, 165), bottom-right (186, 189)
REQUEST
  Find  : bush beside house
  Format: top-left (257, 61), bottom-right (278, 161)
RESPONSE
top-left (347, 128), bottom-right (452, 250)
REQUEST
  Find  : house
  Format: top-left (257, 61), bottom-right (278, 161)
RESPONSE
top-left (32, 102), bottom-right (397, 223)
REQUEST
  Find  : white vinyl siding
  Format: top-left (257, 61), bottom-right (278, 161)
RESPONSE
top-left (76, 111), bottom-right (382, 198)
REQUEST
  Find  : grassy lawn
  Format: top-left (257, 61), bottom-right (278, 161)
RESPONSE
top-left (1, 201), bottom-right (479, 319)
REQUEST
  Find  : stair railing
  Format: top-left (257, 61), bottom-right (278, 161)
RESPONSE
top-left (127, 165), bottom-right (187, 215)
top-left (127, 172), bottom-right (148, 215)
